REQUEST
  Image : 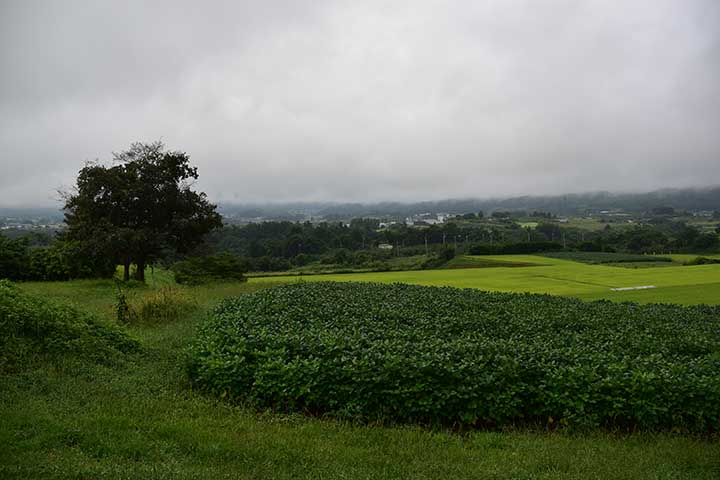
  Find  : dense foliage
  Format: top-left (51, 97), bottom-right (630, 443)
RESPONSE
top-left (190, 282), bottom-right (720, 431)
top-left (0, 280), bottom-right (138, 372)
top-left (172, 253), bottom-right (248, 285)
top-left (541, 251), bottom-right (673, 264)
top-left (0, 234), bottom-right (116, 281)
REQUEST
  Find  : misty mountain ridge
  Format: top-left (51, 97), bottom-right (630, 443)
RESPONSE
top-left (3, 186), bottom-right (719, 222)
top-left (219, 186), bottom-right (720, 219)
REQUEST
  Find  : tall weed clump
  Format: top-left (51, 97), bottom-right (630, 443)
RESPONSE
top-left (115, 287), bottom-right (197, 325)
top-left (189, 282), bottom-right (720, 432)
top-left (133, 287), bottom-right (197, 324)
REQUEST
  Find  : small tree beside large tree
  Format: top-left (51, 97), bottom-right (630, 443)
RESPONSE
top-left (64, 141), bottom-right (222, 281)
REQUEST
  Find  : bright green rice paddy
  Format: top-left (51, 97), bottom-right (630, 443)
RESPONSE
top-left (251, 254), bottom-right (720, 305)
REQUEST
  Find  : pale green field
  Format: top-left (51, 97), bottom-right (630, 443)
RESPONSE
top-left (251, 255), bottom-right (720, 305)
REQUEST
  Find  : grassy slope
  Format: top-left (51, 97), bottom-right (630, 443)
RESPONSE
top-left (252, 255), bottom-right (720, 305)
top-left (2, 278), bottom-right (719, 478)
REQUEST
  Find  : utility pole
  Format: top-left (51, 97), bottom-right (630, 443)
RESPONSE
top-left (424, 235), bottom-right (429, 256)
top-left (442, 233), bottom-right (446, 245)
top-left (562, 232), bottom-right (566, 249)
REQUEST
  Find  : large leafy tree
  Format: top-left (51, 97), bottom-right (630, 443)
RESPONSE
top-left (64, 142), bottom-right (222, 281)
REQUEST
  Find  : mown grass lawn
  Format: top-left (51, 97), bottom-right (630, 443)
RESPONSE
top-left (252, 254), bottom-right (720, 305)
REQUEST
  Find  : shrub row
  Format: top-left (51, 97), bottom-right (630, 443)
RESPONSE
top-left (541, 251), bottom-right (672, 264)
top-left (189, 282), bottom-right (720, 431)
top-left (467, 241), bottom-right (563, 255)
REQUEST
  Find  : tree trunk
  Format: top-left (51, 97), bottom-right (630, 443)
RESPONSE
top-left (134, 259), bottom-right (146, 282)
top-left (123, 258), bottom-right (131, 282)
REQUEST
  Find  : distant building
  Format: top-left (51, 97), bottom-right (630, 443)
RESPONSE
top-left (378, 243), bottom-right (394, 250)
top-left (692, 210), bottom-right (714, 217)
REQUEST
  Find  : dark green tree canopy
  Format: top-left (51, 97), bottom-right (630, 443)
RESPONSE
top-left (64, 142), bottom-right (222, 281)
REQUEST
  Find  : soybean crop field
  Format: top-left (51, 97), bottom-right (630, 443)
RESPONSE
top-left (191, 282), bottom-right (720, 431)
top-left (252, 254), bottom-right (720, 305)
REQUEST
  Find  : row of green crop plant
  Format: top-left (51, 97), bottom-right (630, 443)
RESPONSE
top-left (540, 251), bottom-right (672, 264)
top-left (189, 282), bottom-right (720, 432)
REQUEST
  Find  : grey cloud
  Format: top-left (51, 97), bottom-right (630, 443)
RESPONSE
top-left (1, 0), bottom-right (719, 207)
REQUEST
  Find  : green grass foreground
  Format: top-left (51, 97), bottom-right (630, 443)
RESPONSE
top-left (1, 276), bottom-right (719, 478)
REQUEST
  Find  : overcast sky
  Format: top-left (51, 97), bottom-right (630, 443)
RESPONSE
top-left (1, 0), bottom-right (719, 207)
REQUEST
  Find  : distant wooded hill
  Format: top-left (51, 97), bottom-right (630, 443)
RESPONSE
top-left (5, 186), bottom-right (720, 222)
top-left (220, 186), bottom-right (720, 220)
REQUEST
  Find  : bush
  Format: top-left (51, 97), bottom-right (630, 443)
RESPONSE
top-left (684, 256), bottom-right (720, 266)
top-left (189, 282), bottom-right (720, 431)
top-left (0, 280), bottom-right (139, 372)
top-left (422, 245), bottom-right (456, 269)
top-left (0, 235), bottom-right (27, 279)
top-left (172, 253), bottom-right (248, 285)
top-left (291, 253), bottom-right (316, 267)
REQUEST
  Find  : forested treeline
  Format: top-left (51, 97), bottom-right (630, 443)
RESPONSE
top-left (2, 215), bottom-right (719, 279)
top-left (197, 217), bottom-right (719, 272)
top-left (576, 221), bottom-right (719, 253)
